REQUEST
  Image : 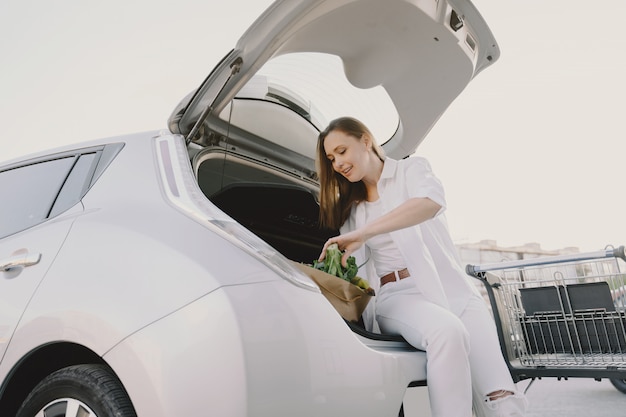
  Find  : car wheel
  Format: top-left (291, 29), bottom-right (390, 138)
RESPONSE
top-left (16, 364), bottom-right (137, 417)
top-left (610, 378), bottom-right (626, 394)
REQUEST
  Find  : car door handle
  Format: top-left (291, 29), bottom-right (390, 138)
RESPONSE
top-left (0, 252), bottom-right (42, 272)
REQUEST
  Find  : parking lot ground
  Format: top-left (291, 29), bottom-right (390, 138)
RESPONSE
top-left (523, 377), bottom-right (626, 417)
top-left (402, 377), bottom-right (626, 417)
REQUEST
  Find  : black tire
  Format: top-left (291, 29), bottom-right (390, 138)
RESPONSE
top-left (610, 378), bottom-right (626, 394)
top-left (16, 364), bottom-right (137, 417)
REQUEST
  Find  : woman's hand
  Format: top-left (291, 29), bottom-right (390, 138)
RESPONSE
top-left (318, 229), bottom-right (366, 267)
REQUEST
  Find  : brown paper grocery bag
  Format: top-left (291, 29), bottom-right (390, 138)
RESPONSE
top-left (292, 262), bottom-right (373, 322)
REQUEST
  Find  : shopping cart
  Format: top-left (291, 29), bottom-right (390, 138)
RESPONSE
top-left (466, 245), bottom-right (626, 394)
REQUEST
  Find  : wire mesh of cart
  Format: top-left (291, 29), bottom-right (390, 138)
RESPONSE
top-left (466, 245), bottom-right (626, 385)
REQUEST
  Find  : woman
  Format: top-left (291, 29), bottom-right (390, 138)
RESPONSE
top-left (316, 117), bottom-right (528, 417)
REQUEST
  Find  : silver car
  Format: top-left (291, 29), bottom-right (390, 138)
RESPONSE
top-left (0, 1), bottom-right (499, 416)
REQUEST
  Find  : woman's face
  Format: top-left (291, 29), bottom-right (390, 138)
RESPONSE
top-left (323, 129), bottom-right (371, 182)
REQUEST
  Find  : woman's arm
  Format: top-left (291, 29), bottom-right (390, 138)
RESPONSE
top-left (360, 197), bottom-right (440, 240)
top-left (319, 197), bottom-right (441, 265)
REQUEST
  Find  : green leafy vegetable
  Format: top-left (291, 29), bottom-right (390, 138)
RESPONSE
top-left (313, 243), bottom-right (373, 294)
top-left (314, 244), bottom-right (350, 280)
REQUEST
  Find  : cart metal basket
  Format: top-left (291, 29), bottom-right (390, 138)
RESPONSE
top-left (466, 245), bottom-right (626, 383)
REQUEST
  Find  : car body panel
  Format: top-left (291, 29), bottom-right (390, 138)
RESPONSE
top-left (0, 209), bottom-right (78, 362)
top-left (104, 282), bottom-right (426, 417)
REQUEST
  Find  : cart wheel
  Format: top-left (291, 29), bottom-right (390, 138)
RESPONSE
top-left (610, 378), bottom-right (626, 394)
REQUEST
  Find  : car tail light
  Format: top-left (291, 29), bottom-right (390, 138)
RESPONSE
top-left (154, 133), bottom-right (319, 292)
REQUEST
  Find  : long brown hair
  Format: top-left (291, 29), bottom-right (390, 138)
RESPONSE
top-left (316, 117), bottom-right (384, 230)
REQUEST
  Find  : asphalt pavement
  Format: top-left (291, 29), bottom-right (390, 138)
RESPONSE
top-left (403, 377), bottom-right (626, 416)
top-left (522, 377), bottom-right (626, 417)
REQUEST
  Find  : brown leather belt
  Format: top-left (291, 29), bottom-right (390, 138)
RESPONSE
top-left (380, 268), bottom-right (410, 287)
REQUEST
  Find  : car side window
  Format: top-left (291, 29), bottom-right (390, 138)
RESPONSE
top-left (49, 152), bottom-right (98, 218)
top-left (0, 157), bottom-right (76, 238)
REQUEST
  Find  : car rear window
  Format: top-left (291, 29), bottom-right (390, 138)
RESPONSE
top-left (243, 52), bottom-right (400, 144)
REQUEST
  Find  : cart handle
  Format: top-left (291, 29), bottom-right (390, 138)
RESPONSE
top-left (465, 245), bottom-right (625, 276)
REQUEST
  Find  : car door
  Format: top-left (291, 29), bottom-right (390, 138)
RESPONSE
top-left (0, 150), bottom-right (103, 362)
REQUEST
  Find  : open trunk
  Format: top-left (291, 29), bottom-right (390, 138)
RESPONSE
top-left (193, 145), bottom-right (408, 343)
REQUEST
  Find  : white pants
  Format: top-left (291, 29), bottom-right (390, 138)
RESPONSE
top-left (375, 278), bottom-right (527, 417)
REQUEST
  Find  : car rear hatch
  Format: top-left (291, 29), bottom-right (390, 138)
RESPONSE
top-left (169, 0), bottom-right (499, 163)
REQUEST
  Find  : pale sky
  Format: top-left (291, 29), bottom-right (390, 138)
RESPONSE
top-left (1, 0), bottom-right (624, 253)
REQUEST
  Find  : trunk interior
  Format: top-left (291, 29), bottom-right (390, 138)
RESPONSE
top-left (194, 148), bottom-right (335, 264)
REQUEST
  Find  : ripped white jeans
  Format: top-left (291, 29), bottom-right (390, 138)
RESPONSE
top-left (375, 278), bottom-right (528, 417)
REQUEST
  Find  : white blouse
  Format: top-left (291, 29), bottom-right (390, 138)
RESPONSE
top-left (341, 156), bottom-right (481, 332)
top-left (363, 198), bottom-right (407, 278)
